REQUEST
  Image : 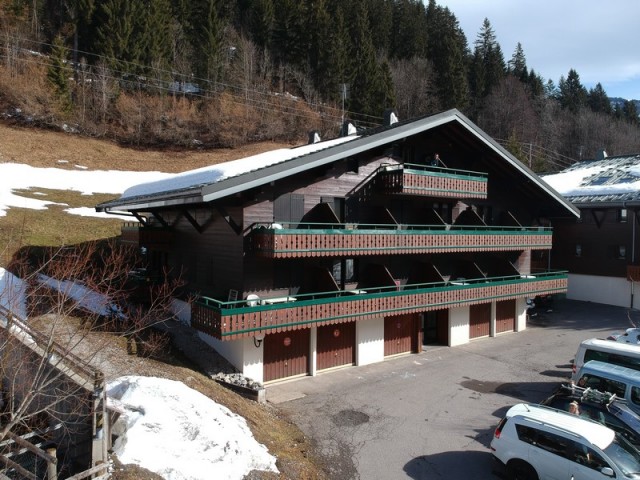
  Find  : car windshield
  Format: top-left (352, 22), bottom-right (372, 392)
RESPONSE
top-left (604, 434), bottom-right (640, 477)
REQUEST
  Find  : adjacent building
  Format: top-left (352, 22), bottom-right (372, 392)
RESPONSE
top-left (97, 109), bottom-right (578, 383)
top-left (543, 152), bottom-right (640, 309)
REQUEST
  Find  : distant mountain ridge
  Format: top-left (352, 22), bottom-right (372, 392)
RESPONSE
top-left (609, 97), bottom-right (640, 111)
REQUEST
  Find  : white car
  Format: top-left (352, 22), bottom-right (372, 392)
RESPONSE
top-left (490, 403), bottom-right (640, 479)
top-left (608, 328), bottom-right (640, 344)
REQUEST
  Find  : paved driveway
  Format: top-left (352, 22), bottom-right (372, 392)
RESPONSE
top-left (266, 299), bottom-right (633, 479)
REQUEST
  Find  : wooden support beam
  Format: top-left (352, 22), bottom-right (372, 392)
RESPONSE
top-left (215, 206), bottom-right (242, 235)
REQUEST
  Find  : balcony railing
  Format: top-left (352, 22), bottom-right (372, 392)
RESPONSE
top-left (248, 223), bottom-right (553, 258)
top-left (378, 163), bottom-right (488, 198)
top-left (191, 271), bottom-right (568, 340)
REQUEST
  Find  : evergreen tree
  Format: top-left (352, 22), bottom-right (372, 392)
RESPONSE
top-left (508, 42), bottom-right (527, 80)
top-left (272, 0), bottom-right (308, 69)
top-left (189, 0), bottom-right (223, 83)
top-left (587, 83), bottom-right (612, 115)
top-left (93, 0), bottom-right (141, 72)
top-left (525, 69), bottom-right (545, 98)
top-left (322, 6), bottom-right (349, 104)
top-left (469, 18), bottom-right (505, 102)
top-left (346, 0), bottom-right (381, 119)
top-left (622, 99), bottom-right (639, 125)
top-left (557, 69), bottom-right (588, 113)
top-left (425, 0), bottom-right (468, 109)
top-left (249, 0), bottom-right (274, 49)
top-left (368, 0), bottom-right (393, 55)
top-left (390, 0), bottom-right (427, 59)
top-left (139, 0), bottom-right (173, 74)
top-left (47, 35), bottom-right (73, 111)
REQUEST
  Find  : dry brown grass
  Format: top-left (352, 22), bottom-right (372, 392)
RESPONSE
top-left (0, 122), bottom-right (328, 479)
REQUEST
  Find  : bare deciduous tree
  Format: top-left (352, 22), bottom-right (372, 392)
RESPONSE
top-left (0, 240), bottom-right (189, 478)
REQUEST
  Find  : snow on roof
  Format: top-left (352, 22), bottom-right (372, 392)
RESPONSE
top-left (120, 135), bottom-right (359, 200)
top-left (0, 267), bottom-right (27, 319)
top-left (108, 376), bottom-right (278, 480)
top-left (542, 154), bottom-right (640, 202)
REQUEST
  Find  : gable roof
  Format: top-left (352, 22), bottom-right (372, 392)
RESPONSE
top-left (96, 109), bottom-right (578, 218)
top-left (542, 154), bottom-right (640, 207)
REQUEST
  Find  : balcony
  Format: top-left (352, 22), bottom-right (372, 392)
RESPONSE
top-left (191, 271), bottom-right (568, 340)
top-left (248, 223), bottom-right (553, 258)
top-left (378, 163), bottom-right (488, 199)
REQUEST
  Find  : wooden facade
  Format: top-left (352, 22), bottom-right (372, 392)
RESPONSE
top-left (102, 110), bottom-right (577, 382)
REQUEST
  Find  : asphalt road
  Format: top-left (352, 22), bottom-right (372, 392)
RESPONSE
top-left (266, 298), bottom-right (634, 480)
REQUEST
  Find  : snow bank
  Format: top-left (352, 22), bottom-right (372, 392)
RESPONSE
top-left (107, 376), bottom-right (278, 480)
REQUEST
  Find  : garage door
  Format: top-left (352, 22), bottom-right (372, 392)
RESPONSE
top-left (469, 303), bottom-right (490, 339)
top-left (317, 322), bottom-right (355, 370)
top-left (384, 314), bottom-right (419, 356)
top-left (263, 329), bottom-right (310, 382)
top-left (496, 299), bottom-right (516, 333)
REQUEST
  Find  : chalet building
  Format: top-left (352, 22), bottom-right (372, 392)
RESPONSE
top-left (97, 109), bottom-right (578, 383)
top-left (543, 152), bottom-right (640, 309)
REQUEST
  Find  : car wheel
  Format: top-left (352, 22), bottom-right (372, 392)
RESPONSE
top-left (506, 460), bottom-right (539, 480)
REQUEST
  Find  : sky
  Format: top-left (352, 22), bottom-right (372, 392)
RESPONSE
top-left (437, 0), bottom-right (640, 100)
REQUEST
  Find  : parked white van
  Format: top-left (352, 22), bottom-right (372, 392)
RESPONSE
top-left (490, 403), bottom-right (640, 480)
top-left (576, 360), bottom-right (640, 415)
top-left (571, 338), bottom-right (640, 382)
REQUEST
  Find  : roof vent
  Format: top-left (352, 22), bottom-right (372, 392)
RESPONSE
top-left (384, 109), bottom-right (399, 126)
top-left (595, 150), bottom-right (608, 161)
top-left (340, 121), bottom-right (357, 137)
top-left (308, 130), bottom-right (321, 144)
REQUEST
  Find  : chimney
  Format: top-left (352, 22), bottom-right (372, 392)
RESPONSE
top-left (595, 149), bottom-right (608, 161)
top-left (308, 130), bottom-right (321, 144)
top-left (383, 109), bottom-right (399, 126)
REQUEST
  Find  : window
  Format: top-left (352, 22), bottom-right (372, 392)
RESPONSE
top-left (619, 208), bottom-right (628, 223)
top-left (578, 374), bottom-right (626, 398)
top-left (515, 424), bottom-right (537, 445)
top-left (584, 349), bottom-right (640, 371)
top-left (332, 258), bottom-right (357, 284)
top-left (535, 430), bottom-right (571, 458)
top-left (619, 245), bottom-right (627, 259)
top-left (575, 244), bottom-right (582, 257)
top-left (631, 387), bottom-right (640, 407)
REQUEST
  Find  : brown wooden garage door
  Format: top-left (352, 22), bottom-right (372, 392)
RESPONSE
top-left (317, 322), bottom-right (356, 370)
top-left (469, 303), bottom-right (491, 339)
top-left (263, 329), bottom-right (310, 382)
top-left (384, 314), bottom-right (420, 356)
top-left (496, 299), bottom-right (516, 333)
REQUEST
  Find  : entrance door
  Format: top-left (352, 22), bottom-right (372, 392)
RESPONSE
top-left (496, 300), bottom-right (516, 333)
top-left (317, 323), bottom-right (355, 370)
top-left (469, 303), bottom-right (491, 339)
top-left (423, 310), bottom-right (449, 345)
top-left (263, 329), bottom-right (310, 382)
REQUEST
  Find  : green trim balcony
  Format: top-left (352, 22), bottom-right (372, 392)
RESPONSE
top-left (248, 223), bottom-right (553, 258)
top-left (191, 271), bottom-right (568, 340)
top-left (378, 163), bottom-right (488, 198)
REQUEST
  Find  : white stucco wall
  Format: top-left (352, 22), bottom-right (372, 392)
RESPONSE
top-left (567, 274), bottom-right (636, 309)
top-left (449, 306), bottom-right (470, 346)
top-left (356, 317), bottom-right (384, 365)
top-left (516, 297), bottom-right (527, 331)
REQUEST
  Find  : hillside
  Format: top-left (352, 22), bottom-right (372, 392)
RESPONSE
top-left (0, 122), bottom-right (327, 480)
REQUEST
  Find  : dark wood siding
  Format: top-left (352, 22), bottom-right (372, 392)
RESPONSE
top-left (263, 329), bottom-right (310, 382)
top-left (317, 323), bottom-right (355, 370)
top-left (469, 303), bottom-right (491, 339)
top-left (384, 314), bottom-right (418, 356)
top-left (169, 206), bottom-right (244, 296)
top-left (496, 299), bottom-right (515, 333)
top-left (551, 207), bottom-right (634, 277)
